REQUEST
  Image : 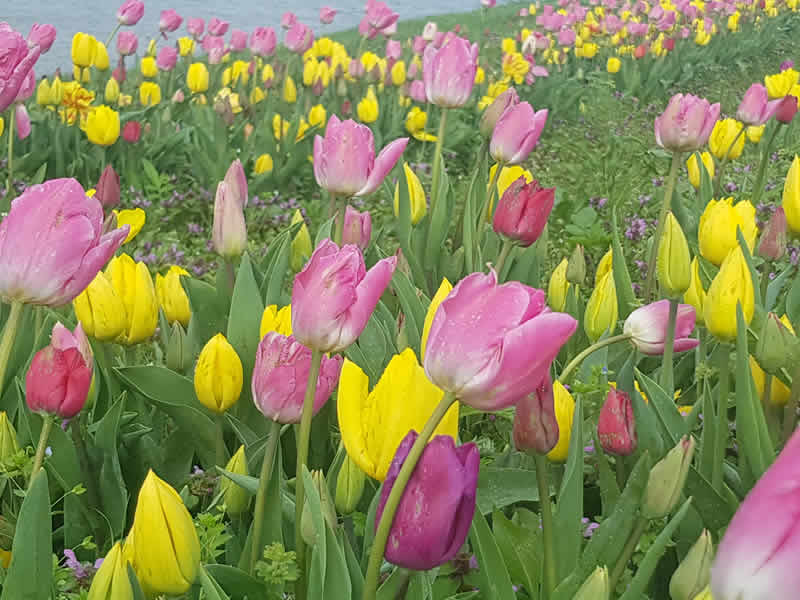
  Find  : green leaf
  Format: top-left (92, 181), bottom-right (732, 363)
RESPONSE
top-left (635, 369), bottom-right (687, 444)
top-left (127, 564), bottom-right (148, 600)
top-left (611, 203), bottom-right (637, 319)
top-left (390, 270), bottom-right (425, 354)
top-left (264, 231), bottom-right (292, 306)
top-left (736, 229), bottom-right (762, 309)
top-left (314, 215), bottom-right (336, 248)
top-left (493, 510), bottom-right (542, 596)
top-left (476, 467), bottom-right (539, 514)
top-left (554, 397), bottom-right (584, 580)
top-left (765, 266), bottom-right (795, 312)
top-left (684, 468), bottom-right (737, 531)
top-left (198, 565), bottom-right (231, 600)
top-left (204, 565), bottom-right (265, 598)
top-left (94, 395), bottom-right (129, 538)
top-left (786, 270), bottom-right (800, 336)
top-left (183, 277), bottom-right (229, 353)
top-left (594, 431), bottom-right (621, 517)
top-left (468, 510), bottom-right (517, 600)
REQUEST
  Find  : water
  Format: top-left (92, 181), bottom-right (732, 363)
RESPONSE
top-left (6, 0), bottom-right (513, 76)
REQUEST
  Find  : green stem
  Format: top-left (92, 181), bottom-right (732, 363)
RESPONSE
top-left (477, 160), bottom-right (502, 233)
top-left (557, 334), bottom-right (632, 384)
top-left (249, 419), bottom-right (281, 574)
top-left (294, 349), bottom-right (324, 600)
top-left (215, 415), bottom-right (227, 466)
top-left (104, 23), bottom-right (122, 52)
top-left (0, 302), bottom-right (24, 400)
top-left (70, 418), bottom-right (105, 546)
top-left (712, 344), bottom-right (731, 491)
top-left (659, 299), bottom-right (679, 397)
top-left (750, 123), bottom-right (782, 207)
top-left (30, 415), bottom-right (54, 487)
top-left (6, 107), bottom-right (16, 203)
top-left (428, 110), bottom-right (449, 217)
top-left (494, 239), bottom-right (514, 280)
top-left (643, 151), bottom-right (681, 301)
top-left (333, 196), bottom-right (348, 247)
top-left (533, 453), bottom-right (557, 599)
top-left (328, 192), bottom-right (338, 221)
top-left (363, 392), bottom-right (458, 600)
top-left (713, 126), bottom-right (746, 198)
top-left (223, 258), bottom-right (236, 295)
top-left (608, 516), bottom-right (648, 592)
top-left (784, 365), bottom-right (800, 445)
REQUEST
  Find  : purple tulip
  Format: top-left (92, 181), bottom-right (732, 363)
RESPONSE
top-left (229, 29), bottom-right (248, 52)
top-left (27, 24), bottom-right (56, 54)
top-left (252, 332), bottom-right (343, 424)
top-left (654, 93), bottom-right (720, 152)
top-left (423, 35), bottom-right (478, 108)
top-left (159, 9), bottom-right (183, 33)
top-left (186, 17), bottom-right (205, 38)
top-left (0, 179), bottom-right (128, 306)
top-left (212, 160), bottom-right (248, 259)
top-left (492, 177), bottom-right (555, 247)
top-left (489, 101), bottom-right (548, 165)
top-left (313, 115), bottom-right (408, 197)
top-left (15, 104), bottom-right (30, 140)
top-left (249, 27), bottom-right (276, 57)
top-left (117, 0), bottom-right (144, 26)
top-left (156, 46), bottom-right (178, 71)
top-left (292, 239), bottom-right (397, 353)
top-left (319, 6), bottom-right (337, 24)
top-left (342, 206), bottom-right (372, 251)
top-left (285, 21), bottom-right (314, 54)
top-left (737, 83), bottom-right (781, 126)
top-left (376, 432), bottom-right (479, 570)
top-left (208, 17), bottom-right (229, 37)
top-left (0, 24), bottom-right (41, 113)
top-left (424, 271), bottom-right (577, 411)
top-left (116, 31), bottom-right (138, 56)
top-left (623, 300), bottom-right (700, 355)
top-left (513, 375), bottom-right (559, 454)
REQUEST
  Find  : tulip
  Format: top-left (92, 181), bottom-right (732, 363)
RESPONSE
top-left (342, 206), bottom-right (372, 251)
top-left (14, 104), bottom-right (30, 140)
top-left (654, 93), bottom-right (720, 152)
top-left (754, 312), bottom-right (796, 377)
top-left (698, 197), bottom-right (757, 266)
top-left (421, 278), bottom-right (453, 361)
top-left (709, 119), bottom-right (745, 160)
top-left (249, 27), bottom-right (276, 57)
top-left (178, 37), bottom-right (195, 57)
top-left (285, 21), bottom-right (314, 54)
top-left (488, 165), bottom-right (534, 212)
top-left (424, 271), bottom-right (577, 410)
top-left (584, 270), bottom-right (618, 343)
top-left (359, 0), bottom-right (399, 38)
top-left (71, 32), bottom-right (96, 68)
top-left (313, 115), bottom-right (408, 198)
top-left (155, 266), bottom-right (191, 327)
top-left (757, 207), bottom-right (787, 260)
top-left (251, 332), bottom-right (342, 423)
top-left (357, 88), bottom-right (379, 123)
top-left (737, 83), bottom-right (781, 126)
top-left (764, 68), bottom-right (799, 99)
top-left (282, 75), bottom-right (297, 102)
top-left (479, 87), bottom-right (519, 139)
top-left (775, 95), bottom-right (798, 124)
top-left (320, 6), bottom-right (337, 24)
top-left (166, 322), bottom-right (189, 373)
top-left (489, 102), bottom-right (548, 165)
top-left (156, 47), bottom-right (178, 71)
top-left (390, 61), bottom-right (406, 86)
top-left (657, 212), bottom-right (691, 297)
top-left (93, 42), bottom-right (110, 71)
top-left (547, 381), bottom-right (576, 462)
top-left (121, 121), bottom-right (141, 143)
top-left (35, 78), bottom-right (52, 106)
top-left (194, 333), bottom-right (243, 414)
top-left (105, 77), bottom-right (120, 103)
top-left (376, 432), bottom-right (479, 570)
top-left (607, 57), bottom-right (621, 73)
top-left (547, 258), bottom-right (570, 312)
top-left (220, 445), bottom-right (250, 515)
top-left (131, 470), bottom-right (200, 595)
top-left (575, 567), bottom-right (610, 600)
top-left (335, 454), bottom-right (366, 514)
top-left (642, 435), bottom-right (695, 519)
top-left (393, 163), bottom-right (427, 224)
top-left (292, 239), bottom-right (396, 353)
top-left (187, 63), bottom-right (209, 93)
top-left (229, 29), bottom-right (248, 52)
top-left (254, 153), bottom-right (274, 176)
top-left (117, 0), bottom-right (144, 25)
top-left (422, 36), bottom-right (478, 108)
top-left (159, 9), bottom-right (182, 32)
top-left (208, 17), bottom-right (229, 36)
top-left (513, 374), bottom-right (559, 455)
top-left (597, 387), bottom-right (637, 456)
top-left (0, 412), bottom-right (19, 460)
top-left (116, 31), bottom-right (138, 56)
top-left (27, 24), bottom-right (57, 54)
top-left (112, 208), bottom-right (143, 242)
top-left (704, 246), bottom-right (755, 343)
top-left (186, 17), bottom-right (204, 38)
top-left (139, 82), bottom-right (161, 106)
top-left (338, 349), bottom-right (458, 480)
top-left (711, 428), bottom-right (800, 599)
top-left (751, 354), bottom-right (793, 407)
top-left (106, 254), bottom-right (158, 344)
top-left (784, 155), bottom-right (800, 234)
top-left (87, 542), bottom-right (134, 600)
top-left (624, 300), bottom-right (699, 355)
top-left (686, 151), bottom-right (715, 189)
top-left (492, 177), bottom-right (555, 247)
top-left (73, 272), bottom-right (127, 341)
top-left (212, 160), bottom-right (248, 259)
top-left (259, 304), bottom-right (292, 339)
top-left (86, 106), bottom-right (120, 146)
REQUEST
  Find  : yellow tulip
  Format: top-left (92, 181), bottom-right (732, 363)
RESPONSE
top-left (220, 445), bottom-right (250, 515)
top-left (708, 118), bottom-right (745, 160)
top-left (750, 356), bottom-right (792, 406)
top-left (502, 38), bottom-right (517, 54)
top-left (657, 212), bottom-right (691, 298)
top-left (260, 304), bottom-right (293, 338)
top-left (140, 56), bottom-right (158, 78)
top-left (194, 334), bottom-right (243, 414)
top-left (254, 153), bottom-right (274, 175)
top-left (357, 87), bottom-right (379, 123)
top-left (404, 106), bottom-right (436, 142)
top-left (113, 208), bottom-right (146, 244)
top-left (290, 210), bottom-right (312, 273)
top-left (187, 63), bottom-right (209, 93)
top-left (0, 117), bottom-right (5, 138)
top-left (178, 37), bottom-right (195, 57)
top-left (421, 278), bottom-right (453, 361)
top-left (73, 272), bottom-right (128, 342)
top-left (93, 41), bottom-right (110, 71)
top-left (87, 542), bottom-right (134, 600)
top-left (548, 258), bottom-right (571, 312)
top-left (784, 155), bottom-right (800, 234)
top-left (698, 197), bottom-right (757, 266)
top-left (71, 33), bottom-right (97, 68)
top-left (547, 381), bottom-right (575, 462)
top-left (607, 57), bottom-right (622, 73)
top-left (747, 125), bottom-right (765, 143)
top-left (272, 114), bottom-right (289, 141)
top-left (391, 60), bottom-right (406, 86)
top-left (686, 151), bottom-right (715, 189)
top-left (105, 77), bottom-right (120, 104)
top-left (393, 163), bottom-right (427, 224)
top-left (585, 270), bottom-right (618, 342)
top-left (684, 257), bottom-right (707, 318)
top-left (155, 266), bottom-right (191, 327)
top-left (764, 68), bottom-right (799, 99)
top-left (283, 75), bottom-right (297, 103)
top-left (36, 79), bottom-right (52, 106)
top-left (139, 82), bottom-right (161, 106)
top-left (131, 471), bottom-right (201, 595)
top-left (107, 254), bottom-right (159, 344)
top-left (302, 58), bottom-right (318, 86)
top-left (85, 105), bottom-right (120, 146)
top-left (581, 42), bottom-right (598, 58)
top-left (224, 60), bottom-right (250, 86)
top-left (337, 349), bottom-right (459, 481)
top-left (250, 86), bottom-right (266, 105)
top-left (703, 246), bottom-right (755, 342)
top-left (308, 104), bottom-right (327, 128)
top-left (262, 64), bottom-right (275, 84)
top-left (595, 248), bottom-right (613, 286)
top-left (118, 93), bottom-right (133, 107)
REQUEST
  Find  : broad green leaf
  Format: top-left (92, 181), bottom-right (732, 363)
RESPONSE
top-left (493, 510), bottom-right (542, 597)
top-left (205, 565), bottom-right (265, 598)
top-left (477, 467), bottom-right (539, 514)
top-left (183, 277), bottom-right (229, 352)
top-left (736, 229), bottom-right (762, 309)
top-left (611, 202), bottom-right (637, 318)
top-left (468, 510), bottom-right (517, 600)
top-left (554, 397), bottom-right (584, 580)
top-left (94, 395), bottom-right (129, 538)
top-left (635, 369), bottom-right (687, 444)
top-left (390, 270), bottom-right (425, 354)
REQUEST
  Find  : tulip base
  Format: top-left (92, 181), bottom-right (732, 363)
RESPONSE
top-left (30, 415), bottom-right (54, 488)
top-left (249, 419), bottom-right (281, 575)
top-left (533, 453), bottom-right (557, 599)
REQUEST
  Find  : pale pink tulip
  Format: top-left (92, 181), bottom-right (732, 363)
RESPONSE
top-left (229, 29), bottom-right (248, 52)
top-left (623, 300), bottom-right (700, 355)
top-left (422, 21), bottom-right (438, 41)
top-left (281, 12), bottom-right (298, 29)
top-left (423, 35), bottom-right (478, 108)
top-left (156, 46), bottom-right (178, 71)
top-left (0, 24), bottom-right (40, 113)
top-left (208, 17), bottom-right (229, 36)
top-left (186, 17), bottom-right (205, 38)
top-left (285, 21), bottom-right (314, 54)
top-left (737, 83), bottom-right (781, 126)
top-left (159, 9), bottom-right (183, 33)
top-left (249, 27), bottom-right (276, 57)
top-left (358, 0), bottom-right (399, 39)
top-left (490, 101), bottom-right (548, 165)
top-left (117, 0), bottom-right (144, 26)
top-left (342, 206), bottom-right (372, 251)
top-left (15, 104), bottom-right (30, 140)
top-left (654, 93), bottom-right (720, 152)
top-left (116, 31), bottom-right (138, 56)
top-left (212, 160), bottom-right (248, 259)
top-left (320, 7), bottom-right (337, 24)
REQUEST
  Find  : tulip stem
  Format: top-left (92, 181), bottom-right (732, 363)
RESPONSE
top-left (477, 160), bottom-right (502, 236)
top-left (333, 196), bottom-right (348, 247)
top-left (5, 108), bottom-right (15, 206)
top-left (0, 302), bottom-right (24, 401)
top-left (557, 334), bottom-right (632, 384)
top-left (713, 126), bottom-right (747, 198)
top-left (608, 515), bottom-right (648, 592)
top-left (429, 109), bottom-right (449, 217)
top-left (712, 344), bottom-right (731, 491)
top-left (643, 151), bottom-right (681, 301)
top-left (30, 415), bottom-right (54, 488)
top-left (494, 239), bottom-right (514, 280)
top-left (215, 415), bottom-right (227, 466)
top-left (294, 349), bottom-right (323, 600)
top-left (750, 122), bottom-right (782, 207)
top-left (533, 453), bottom-right (557, 599)
top-left (363, 392), bottom-right (458, 600)
top-left (249, 419), bottom-right (281, 575)
top-left (104, 23), bottom-right (121, 52)
top-left (783, 365), bottom-right (800, 445)
top-left (659, 299), bottom-right (679, 397)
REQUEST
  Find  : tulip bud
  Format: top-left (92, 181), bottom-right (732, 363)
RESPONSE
top-left (642, 435), bottom-right (695, 519)
top-left (166, 322), bottom-right (190, 373)
top-left (492, 178), bottom-right (555, 247)
top-left (686, 152), bottom-right (715, 189)
top-left (335, 454), bottom-right (366, 514)
top-left (290, 210), bottom-right (313, 273)
top-left (95, 165), bottom-right (120, 210)
top-left (566, 244), bottom-right (586, 285)
top-left (683, 257), bottom-right (706, 317)
top-left (548, 258), bottom-right (570, 312)
top-left (657, 212), bottom-right (691, 298)
top-left (574, 566), bottom-right (610, 600)
top-left (155, 266), bottom-right (191, 327)
top-left (220, 445), bottom-right (250, 516)
top-left (597, 387), bottom-right (637, 456)
top-left (301, 470), bottom-right (337, 546)
top-left (775, 95), bottom-right (798, 124)
top-left (0, 412), bottom-right (20, 461)
top-left (669, 530), bottom-right (713, 600)
top-left (703, 247), bottom-right (755, 342)
top-left (513, 375), bottom-right (559, 455)
top-left (584, 271), bottom-right (619, 343)
top-left (212, 160), bottom-right (248, 259)
top-left (341, 206), bottom-right (372, 251)
top-left (757, 207), bottom-right (787, 260)
top-left (87, 542), bottom-right (135, 600)
top-left (479, 87), bottom-right (519, 138)
top-left (547, 381), bottom-right (575, 462)
top-left (194, 334), bottom-right (243, 414)
top-left (755, 312), bottom-right (799, 376)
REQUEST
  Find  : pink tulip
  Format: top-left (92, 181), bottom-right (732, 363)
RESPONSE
top-left (122, 121), bottom-right (141, 143)
top-left (737, 83), bottom-right (781, 126)
top-left (117, 0), bottom-right (144, 26)
top-left (424, 271), bottom-right (577, 411)
top-left (313, 115), bottom-right (408, 197)
top-left (116, 31), bottom-right (138, 56)
top-left (757, 207), bottom-right (787, 260)
top-left (490, 101), bottom-right (548, 165)
top-left (26, 342), bottom-right (91, 419)
top-left (342, 206), bottom-right (372, 251)
top-left (113, 59), bottom-right (126, 82)
top-left (557, 28), bottom-right (576, 45)
top-left (186, 17), bottom-right (205, 38)
top-left (285, 21), bottom-right (314, 54)
top-left (15, 104), bottom-right (31, 140)
top-left (623, 300), bottom-right (700, 355)
top-left (14, 69), bottom-right (35, 102)
top-left (212, 160), bottom-right (248, 259)
top-left (482, 0), bottom-right (498, 6)
top-left (493, 177), bottom-right (555, 247)
top-left (358, 0), bottom-right (399, 39)
top-left (208, 17), bottom-right (229, 37)
top-left (0, 24), bottom-right (41, 113)
top-left (348, 58), bottom-right (366, 79)
top-left (159, 9), bottom-right (183, 33)
top-left (27, 24), bottom-right (56, 54)
top-left (281, 12), bottom-right (298, 30)
top-left (292, 239), bottom-right (397, 353)
top-left (0, 179), bottom-right (128, 306)
top-left (654, 93), bottom-right (720, 152)
top-left (229, 29), bottom-right (248, 52)
top-left (156, 46), bottom-right (178, 71)
top-left (407, 60), bottom-right (419, 79)
top-left (597, 388), bottom-right (637, 456)
top-left (249, 27), bottom-right (276, 57)
top-left (711, 428), bottom-right (800, 599)
top-left (775, 95), bottom-right (798, 124)
top-left (409, 79), bottom-right (427, 103)
top-left (423, 35), bottom-right (478, 108)
top-left (252, 332), bottom-right (343, 423)
top-left (320, 6), bottom-right (337, 24)
top-left (51, 322), bottom-right (93, 371)
top-left (513, 375), bottom-right (559, 454)
top-left (412, 35), bottom-right (428, 55)
top-left (172, 89), bottom-right (185, 103)
top-left (95, 165), bottom-right (120, 210)
top-left (385, 39), bottom-right (403, 61)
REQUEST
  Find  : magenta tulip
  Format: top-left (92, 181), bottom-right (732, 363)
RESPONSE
top-left (249, 27), bottom-right (277, 57)
top-left (313, 115), bottom-right (408, 197)
top-left (376, 432), bottom-right (479, 570)
top-left (186, 17), bottom-right (205, 38)
top-left (27, 24), bottom-right (56, 54)
top-left (342, 206), bottom-right (372, 251)
top-left (95, 165), bottom-right (120, 210)
top-left (0, 24), bottom-right (41, 113)
top-left (208, 17), bottom-right (229, 37)
top-left (597, 388), bottom-right (637, 456)
top-left (711, 428), bottom-right (800, 599)
top-left (512, 374), bottom-right (559, 455)
top-left (117, 0), bottom-right (144, 26)
top-left (654, 93), bottom-right (720, 152)
top-left (320, 6), bottom-right (337, 24)
top-left (116, 31), bottom-right (138, 56)
top-left (424, 271), bottom-right (577, 410)
top-left (285, 21), bottom-right (314, 54)
top-left (737, 83), bottom-right (781, 126)
top-left (15, 104), bottom-right (30, 140)
top-left (292, 239), bottom-right (397, 353)
top-left (212, 160), bottom-right (248, 259)
top-left (156, 46), bottom-right (178, 71)
top-left (0, 179), bottom-right (128, 306)
top-left (159, 9), bottom-right (183, 33)
top-left (492, 177), bottom-right (555, 247)
top-left (252, 332), bottom-right (343, 424)
top-left (423, 35), bottom-right (478, 108)
top-left (490, 102), bottom-right (548, 165)
top-left (623, 300), bottom-right (700, 355)
top-left (229, 29), bottom-right (248, 52)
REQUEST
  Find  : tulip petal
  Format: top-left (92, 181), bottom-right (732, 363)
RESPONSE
top-left (357, 137), bottom-right (409, 197)
top-left (336, 255), bottom-right (397, 350)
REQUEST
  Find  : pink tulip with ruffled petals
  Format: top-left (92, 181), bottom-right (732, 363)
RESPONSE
top-left (313, 115), bottom-right (408, 197)
top-left (252, 332), bottom-right (343, 424)
top-left (156, 46), bottom-right (178, 71)
top-left (27, 24), bottom-right (56, 54)
top-left (342, 206), bottom-right (372, 250)
top-left (116, 31), bottom-right (138, 56)
top-left (186, 17), bottom-right (205, 38)
top-left (490, 102), bottom-right (548, 165)
top-left (117, 0), bottom-right (144, 26)
top-left (423, 35), bottom-right (478, 108)
top-left (0, 179), bottom-right (129, 306)
top-left (424, 271), bottom-right (578, 411)
top-left (208, 17), bottom-right (229, 36)
top-left (15, 104), bottom-right (30, 140)
top-left (320, 7), bottom-right (337, 24)
top-left (229, 29), bottom-right (248, 52)
top-left (285, 21), bottom-right (314, 54)
top-left (654, 93), bottom-right (720, 152)
top-left (737, 83), bottom-right (781, 126)
top-left (159, 9), bottom-right (183, 33)
top-left (623, 300), bottom-right (700, 355)
top-left (249, 27), bottom-right (276, 57)
top-left (292, 239), bottom-right (397, 353)
top-left (0, 24), bottom-right (41, 113)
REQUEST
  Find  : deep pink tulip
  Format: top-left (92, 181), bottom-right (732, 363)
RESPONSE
top-left (493, 177), bottom-right (555, 247)
top-left (654, 93), bottom-right (720, 152)
top-left (159, 9), bottom-right (183, 33)
top-left (711, 428), bottom-right (800, 599)
top-left (122, 121), bottom-right (141, 143)
top-left (386, 39), bottom-right (403, 61)
top-left (737, 83), bottom-right (781, 126)
top-left (281, 12), bottom-right (298, 29)
top-left (0, 179), bottom-right (128, 306)
top-left (490, 101), bottom-right (548, 165)
top-left (292, 239), bottom-right (397, 353)
top-left (376, 432), bottom-right (479, 570)
top-left (208, 17), bottom-right (229, 37)
top-left (285, 21), bottom-right (314, 54)
top-left (51, 322), bottom-right (93, 371)
top-left (424, 271), bottom-right (577, 411)
top-left (252, 332), bottom-right (343, 424)
top-left (15, 104), bottom-right (31, 140)
top-left (14, 69), bottom-right (35, 103)
top-left (187, 17), bottom-right (205, 38)
top-left (358, 0), bottom-right (400, 39)
top-left (229, 29), bottom-right (248, 52)
top-left (313, 115), bottom-right (408, 197)
top-left (117, 0), bottom-right (144, 26)
top-left (95, 165), bottom-right (120, 210)
top-left (597, 388), bottom-right (637, 456)
top-left (212, 160), bottom-right (248, 259)
top-left (116, 31), bottom-right (138, 56)
top-left (775, 95), bottom-right (798, 124)
top-left (27, 24), bottom-right (56, 54)
top-left (156, 46), bottom-right (178, 71)
top-left (512, 375), bottom-right (559, 455)
top-left (320, 6), bottom-right (337, 24)
top-left (0, 24), bottom-right (41, 113)
top-left (623, 300), bottom-right (700, 355)
top-left (342, 206), bottom-right (372, 251)
top-left (422, 35), bottom-right (478, 108)
top-left (249, 27), bottom-right (276, 57)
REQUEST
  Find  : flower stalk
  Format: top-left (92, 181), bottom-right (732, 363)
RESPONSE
top-left (644, 151), bottom-right (681, 300)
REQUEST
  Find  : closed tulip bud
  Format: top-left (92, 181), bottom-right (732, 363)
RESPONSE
top-left (259, 304), bottom-right (292, 338)
top-left (686, 152), bottom-right (715, 189)
top-left (86, 105), bottom-right (121, 146)
top-left (670, 530), bottom-right (713, 600)
top-left (655, 94), bottom-right (720, 152)
top-left (92, 42), bottom-right (109, 71)
top-left (683, 257), bottom-right (706, 317)
top-left (212, 160), bottom-right (248, 259)
top-left (542, 381), bottom-right (574, 462)
top-left (746, 125), bottom-right (765, 143)
top-left (421, 278), bottom-right (453, 361)
top-left (479, 87), bottom-right (519, 139)
top-left (166, 322), bottom-right (190, 373)
top-left (155, 266), bottom-right (191, 327)
top-left (50, 76), bottom-right (64, 103)
top-left (187, 63), bottom-right (209, 93)
top-left (709, 118), bottom-right (746, 160)
top-left (566, 244), bottom-right (586, 285)
top-left (492, 177), bottom-right (555, 247)
top-left (584, 271), bottom-right (618, 343)
top-left (642, 435), bottom-right (695, 519)
top-left (301, 470), bottom-right (337, 546)
top-left (117, 0), bottom-right (144, 26)
top-left (139, 81), bottom-right (161, 106)
top-left (513, 374), bottom-right (559, 455)
top-left (597, 387), bottom-right (637, 456)
top-left (283, 75), bottom-right (297, 103)
top-left (704, 247), bottom-right (755, 342)
top-left (393, 163), bottom-right (428, 225)
top-left (490, 102), bottom-right (548, 165)
top-left (106, 254), bottom-right (158, 344)
top-left (423, 36), bottom-right (478, 108)
top-left (548, 258), bottom-right (571, 312)
top-left (657, 212), bottom-right (691, 297)
top-left (140, 56), bottom-right (157, 78)
top-left (0, 412), bottom-right (20, 461)
top-left (607, 57), bottom-right (621, 73)
top-left (71, 33), bottom-right (97, 68)
top-left (595, 247), bottom-right (613, 285)
top-left (758, 207), bottom-right (787, 260)
top-left (220, 445), bottom-right (250, 515)
top-left (35, 78), bottom-right (52, 106)
top-left (754, 312), bottom-right (798, 376)
top-left (105, 77), bottom-right (120, 104)
top-left (73, 272), bottom-right (127, 341)
top-left (116, 31), bottom-right (138, 56)
top-left (736, 83), bottom-right (781, 126)
top-left (290, 210), bottom-right (313, 272)
top-left (575, 567), bottom-right (610, 600)
top-left (87, 542), bottom-right (134, 600)
top-left (775, 95), bottom-right (798, 124)
top-left (156, 46), bottom-right (178, 72)
top-left (784, 155), bottom-right (800, 234)
top-left (698, 198), bottom-right (757, 267)
top-left (194, 334), bottom-right (243, 414)
top-left (335, 454), bottom-right (366, 514)
top-left (357, 91), bottom-right (379, 123)
top-left (27, 23), bottom-right (57, 54)
top-left (342, 206), bottom-right (372, 251)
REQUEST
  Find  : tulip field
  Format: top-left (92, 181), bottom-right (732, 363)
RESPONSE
top-left (2, 0), bottom-right (800, 598)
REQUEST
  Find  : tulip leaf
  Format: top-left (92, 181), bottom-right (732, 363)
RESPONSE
top-left (94, 394), bottom-right (130, 539)
top-left (507, 240), bottom-right (541, 288)
top-left (183, 277), bottom-right (229, 352)
top-left (468, 509), bottom-right (517, 600)
top-left (264, 230), bottom-right (294, 308)
top-left (684, 467), bottom-right (737, 531)
top-left (127, 564), bottom-right (148, 600)
top-left (787, 271), bottom-right (800, 328)
top-left (764, 266), bottom-right (795, 312)
top-left (621, 351), bottom-right (665, 460)
top-left (635, 369), bottom-right (687, 444)
top-left (198, 565), bottom-right (231, 600)
top-left (225, 412), bottom-right (260, 448)
top-left (462, 165), bottom-right (480, 276)
top-left (339, 528), bottom-right (364, 600)
top-left (0, 470), bottom-right (52, 600)
top-left (611, 202), bottom-right (637, 319)
top-left (554, 397), bottom-right (584, 580)
top-left (218, 468), bottom-right (260, 495)
top-left (204, 565), bottom-right (265, 598)
top-left (303, 466), bottom-right (329, 599)
top-left (313, 215), bottom-right (336, 249)
top-left (736, 228), bottom-right (763, 309)
top-left (492, 510), bottom-right (542, 597)
top-left (389, 270), bottom-right (425, 354)
top-left (424, 151), bottom-right (452, 284)
top-left (476, 467), bottom-right (539, 514)
top-left (361, 481), bottom-right (382, 571)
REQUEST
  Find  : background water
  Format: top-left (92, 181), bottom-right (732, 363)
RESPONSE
top-left (6, 0), bottom-right (514, 75)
